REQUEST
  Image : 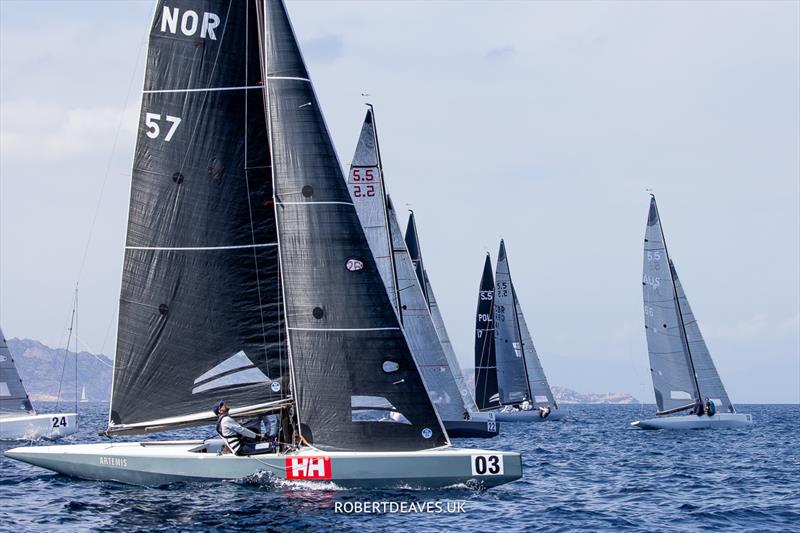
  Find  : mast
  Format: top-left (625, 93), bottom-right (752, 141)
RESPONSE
top-left (652, 196), bottom-right (702, 401)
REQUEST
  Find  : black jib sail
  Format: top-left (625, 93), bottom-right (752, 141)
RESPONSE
top-left (474, 254), bottom-right (500, 411)
top-left (0, 328), bottom-right (35, 415)
top-left (108, 0), bottom-right (288, 433)
top-left (263, 0), bottom-right (447, 451)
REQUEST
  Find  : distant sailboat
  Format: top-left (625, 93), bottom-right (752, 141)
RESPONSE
top-left (632, 196), bottom-right (752, 429)
top-left (0, 327), bottom-right (77, 440)
top-left (346, 107), bottom-right (497, 438)
top-left (80, 385), bottom-right (88, 403)
top-left (474, 241), bottom-right (564, 422)
top-left (6, 0), bottom-right (520, 487)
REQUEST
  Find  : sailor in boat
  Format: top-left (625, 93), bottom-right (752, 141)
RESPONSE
top-left (705, 398), bottom-right (716, 417)
top-left (213, 401), bottom-right (274, 456)
top-left (690, 398), bottom-right (704, 416)
top-left (520, 399), bottom-right (533, 411)
top-left (538, 406), bottom-right (551, 419)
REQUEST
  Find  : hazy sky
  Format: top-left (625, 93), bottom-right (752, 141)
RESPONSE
top-left (1, 1), bottom-right (798, 403)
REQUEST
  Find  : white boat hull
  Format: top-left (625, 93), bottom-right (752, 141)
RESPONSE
top-left (0, 413), bottom-right (78, 440)
top-left (492, 409), bottom-right (566, 423)
top-left (4, 440), bottom-right (522, 488)
top-left (631, 413), bottom-right (753, 430)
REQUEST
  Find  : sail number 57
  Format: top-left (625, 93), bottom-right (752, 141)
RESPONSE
top-left (471, 454), bottom-right (503, 475)
top-left (144, 113), bottom-right (182, 141)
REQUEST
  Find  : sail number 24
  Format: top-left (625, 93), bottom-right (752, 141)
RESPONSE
top-left (471, 454), bottom-right (504, 476)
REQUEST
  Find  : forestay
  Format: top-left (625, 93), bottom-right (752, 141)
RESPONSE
top-left (109, 0), bottom-right (288, 433)
top-left (642, 196), bottom-right (701, 412)
top-left (474, 255), bottom-right (500, 411)
top-left (0, 328), bottom-right (35, 416)
top-left (264, 0), bottom-right (447, 451)
top-left (493, 241), bottom-right (531, 405)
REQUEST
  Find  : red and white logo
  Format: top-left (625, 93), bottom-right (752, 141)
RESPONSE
top-left (285, 456), bottom-right (332, 480)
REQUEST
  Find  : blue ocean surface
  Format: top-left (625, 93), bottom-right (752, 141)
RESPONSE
top-left (1, 403), bottom-right (798, 532)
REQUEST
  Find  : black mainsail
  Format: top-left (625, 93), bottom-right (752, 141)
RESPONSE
top-left (474, 254), bottom-right (500, 410)
top-left (109, 0), bottom-right (288, 433)
top-left (263, 0), bottom-right (447, 451)
top-left (0, 328), bottom-right (35, 416)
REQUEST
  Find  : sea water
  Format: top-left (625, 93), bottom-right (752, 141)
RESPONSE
top-left (1, 403), bottom-right (798, 532)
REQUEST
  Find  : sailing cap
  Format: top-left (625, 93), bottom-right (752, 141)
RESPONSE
top-left (212, 400), bottom-right (227, 416)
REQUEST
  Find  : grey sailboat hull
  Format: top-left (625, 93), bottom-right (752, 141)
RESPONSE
top-left (5, 441), bottom-right (521, 489)
top-left (491, 409), bottom-right (566, 423)
top-left (631, 413), bottom-right (752, 430)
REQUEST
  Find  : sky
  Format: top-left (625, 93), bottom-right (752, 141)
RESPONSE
top-left (0, 1), bottom-right (798, 404)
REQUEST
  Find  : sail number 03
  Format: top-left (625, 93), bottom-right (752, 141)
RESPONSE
top-left (471, 454), bottom-right (503, 476)
top-left (144, 113), bottom-right (182, 142)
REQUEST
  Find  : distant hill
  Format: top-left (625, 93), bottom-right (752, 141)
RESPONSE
top-left (462, 369), bottom-right (639, 404)
top-left (7, 338), bottom-right (112, 402)
top-left (551, 386), bottom-right (639, 405)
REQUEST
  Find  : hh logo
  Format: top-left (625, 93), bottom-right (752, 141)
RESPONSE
top-left (286, 456), bottom-right (332, 480)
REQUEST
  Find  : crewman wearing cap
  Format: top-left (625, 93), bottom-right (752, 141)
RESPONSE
top-left (213, 400), bottom-right (264, 456)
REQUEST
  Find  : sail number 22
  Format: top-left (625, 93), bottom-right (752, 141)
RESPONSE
top-left (471, 454), bottom-right (504, 476)
top-left (351, 168), bottom-right (376, 197)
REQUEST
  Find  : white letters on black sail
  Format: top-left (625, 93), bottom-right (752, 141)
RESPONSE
top-left (109, 0), bottom-right (287, 431)
top-left (474, 255), bottom-right (500, 411)
top-left (263, 0), bottom-right (447, 452)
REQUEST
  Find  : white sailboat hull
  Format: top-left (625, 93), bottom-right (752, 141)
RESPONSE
top-left (5, 440), bottom-right (522, 488)
top-left (0, 413), bottom-right (78, 440)
top-left (492, 409), bottom-right (566, 423)
top-left (631, 413), bottom-right (753, 430)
